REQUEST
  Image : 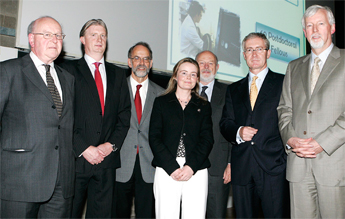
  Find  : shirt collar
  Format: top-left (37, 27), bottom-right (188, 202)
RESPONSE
top-left (311, 43), bottom-right (334, 65)
top-left (30, 51), bottom-right (55, 69)
top-left (249, 67), bottom-right (268, 81)
top-left (84, 54), bottom-right (105, 67)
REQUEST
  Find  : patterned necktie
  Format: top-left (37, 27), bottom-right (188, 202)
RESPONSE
top-left (44, 64), bottom-right (62, 117)
top-left (310, 57), bottom-right (321, 94)
top-left (250, 76), bottom-right (258, 110)
top-left (94, 62), bottom-right (104, 116)
top-left (201, 86), bottom-right (208, 101)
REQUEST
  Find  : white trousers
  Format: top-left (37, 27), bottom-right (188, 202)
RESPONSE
top-left (154, 157), bottom-right (208, 219)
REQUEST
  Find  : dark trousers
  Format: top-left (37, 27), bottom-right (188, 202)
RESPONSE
top-left (72, 166), bottom-right (116, 218)
top-left (114, 154), bottom-right (155, 218)
top-left (232, 161), bottom-right (290, 218)
top-left (206, 173), bottom-right (230, 219)
top-left (1, 183), bottom-right (72, 218)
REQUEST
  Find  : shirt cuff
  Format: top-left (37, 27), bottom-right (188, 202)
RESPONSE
top-left (236, 126), bottom-right (245, 144)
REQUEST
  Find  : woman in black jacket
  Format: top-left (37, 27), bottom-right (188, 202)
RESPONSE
top-left (149, 57), bottom-right (214, 219)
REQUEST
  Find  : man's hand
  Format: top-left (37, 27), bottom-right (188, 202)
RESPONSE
top-left (288, 137), bottom-right (323, 158)
top-left (82, 146), bottom-right (105, 165)
top-left (239, 126), bottom-right (258, 141)
top-left (171, 168), bottom-right (182, 181)
top-left (223, 163), bottom-right (231, 184)
top-left (176, 165), bottom-right (194, 181)
top-left (97, 142), bottom-right (113, 157)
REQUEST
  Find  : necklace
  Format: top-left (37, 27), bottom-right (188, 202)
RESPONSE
top-left (177, 96), bottom-right (191, 106)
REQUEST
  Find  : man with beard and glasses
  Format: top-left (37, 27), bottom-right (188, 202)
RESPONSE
top-left (114, 42), bottom-right (164, 218)
top-left (278, 5), bottom-right (345, 218)
top-left (195, 50), bottom-right (232, 218)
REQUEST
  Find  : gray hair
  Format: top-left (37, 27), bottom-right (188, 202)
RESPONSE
top-left (242, 32), bottom-right (270, 51)
top-left (195, 50), bottom-right (218, 65)
top-left (27, 16), bottom-right (60, 35)
top-left (79, 19), bottom-right (108, 37)
top-left (128, 41), bottom-right (153, 59)
top-left (302, 5), bottom-right (335, 29)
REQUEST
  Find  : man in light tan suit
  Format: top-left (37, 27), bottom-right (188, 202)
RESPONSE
top-left (277, 5), bottom-right (345, 218)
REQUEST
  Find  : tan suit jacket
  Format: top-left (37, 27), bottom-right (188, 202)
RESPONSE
top-left (278, 46), bottom-right (345, 187)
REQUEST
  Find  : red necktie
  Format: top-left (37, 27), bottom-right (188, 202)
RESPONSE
top-left (134, 84), bottom-right (142, 154)
top-left (94, 62), bottom-right (104, 116)
top-left (135, 84), bottom-right (142, 124)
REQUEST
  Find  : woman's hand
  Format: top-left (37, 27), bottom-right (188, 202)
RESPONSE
top-left (176, 165), bottom-right (194, 181)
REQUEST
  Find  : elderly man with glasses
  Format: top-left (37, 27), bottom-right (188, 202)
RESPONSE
top-left (0, 16), bottom-right (75, 218)
top-left (220, 32), bottom-right (289, 218)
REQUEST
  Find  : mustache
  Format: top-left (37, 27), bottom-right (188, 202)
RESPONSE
top-left (311, 33), bottom-right (321, 38)
top-left (201, 69), bottom-right (212, 73)
top-left (135, 65), bottom-right (147, 70)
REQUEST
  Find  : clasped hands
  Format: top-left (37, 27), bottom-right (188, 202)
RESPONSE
top-left (82, 142), bottom-right (113, 165)
top-left (287, 137), bottom-right (324, 158)
top-left (171, 165), bottom-right (194, 181)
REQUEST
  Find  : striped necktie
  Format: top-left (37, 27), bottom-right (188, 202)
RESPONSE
top-left (44, 64), bottom-right (62, 117)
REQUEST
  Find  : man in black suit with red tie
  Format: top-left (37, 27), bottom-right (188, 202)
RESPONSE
top-left (220, 32), bottom-right (289, 218)
top-left (60, 19), bottom-right (131, 218)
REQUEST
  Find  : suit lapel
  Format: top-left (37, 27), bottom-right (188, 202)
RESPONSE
top-left (312, 47), bottom-right (341, 96)
top-left (78, 58), bottom-right (102, 110)
top-left (104, 62), bottom-right (115, 116)
top-left (141, 80), bottom-right (156, 124)
top-left (21, 55), bottom-right (54, 104)
top-left (210, 81), bottom-right (223, 106)
top-left (238, 75), bottom-right (251, 112)
top-left (254, 70), bottom-right (275, 109)
top-left (300, 55), bottom-right (311, 99)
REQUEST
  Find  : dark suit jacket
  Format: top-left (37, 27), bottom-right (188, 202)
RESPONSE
top-left (149, 92), bottom-right (214, 175)
top-left (208, 80), bottom-right (232, 176)
top-left (0, 54), bottom-right (75, 202)
top-left (220, 70), bottom-right (286, 185)
top-left (60, 58), bottom-right (131, 171)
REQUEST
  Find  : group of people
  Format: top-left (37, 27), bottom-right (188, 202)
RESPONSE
top-left (0, 4), bottom-right (344, 219)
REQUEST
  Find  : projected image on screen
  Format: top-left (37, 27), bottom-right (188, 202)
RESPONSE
top-left (167, 0), bottom-right (306, 82)
top-left (215, 8), bottom-right (241, 67)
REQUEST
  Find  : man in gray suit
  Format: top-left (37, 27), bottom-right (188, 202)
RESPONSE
top-left (115, 42), bottom-right (164, 218)
top-left (0, 16), bottom-right (75, 218)
top-left (278, 5), bottom-right (345, 218)
top-left (196, 50), bottom-right (231, 219)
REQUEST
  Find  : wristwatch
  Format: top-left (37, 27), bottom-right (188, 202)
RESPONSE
top-left (111, 143), bottom-right (118, 152)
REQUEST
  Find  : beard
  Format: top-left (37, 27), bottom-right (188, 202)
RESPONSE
top-left (200, 69), bottom-right (216, 83)
top-left (309, 33), bottom-right (325, 49)
top-left (132, 63), bottom-right (150, 78)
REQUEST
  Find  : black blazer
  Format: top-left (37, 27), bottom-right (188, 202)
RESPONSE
top-left (220, 70), bottom-right (286, 185)
top-left (149, 92), bottom-right (214, 175)
top-left (60, 58), bottom-right (131, 171)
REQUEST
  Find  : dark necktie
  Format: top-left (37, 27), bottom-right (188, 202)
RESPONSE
top-left (201, 86), bottom-right (208, 101)
top-left (44, 64), bottom-right (62, 117)
top-left (134, 84), bottom-right (142, 154)
top-left (94, 62), bottom-right (104, 116)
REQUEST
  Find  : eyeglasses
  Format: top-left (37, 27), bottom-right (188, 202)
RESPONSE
top-left (130, 56), bottom-right (151, 63)
top-left (244, 47), bottom-right (268, 54)
top-left (32, 32), bottom-right (66, 40)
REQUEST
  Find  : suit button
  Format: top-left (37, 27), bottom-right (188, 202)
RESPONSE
top-left (308, 110), bottom-right (312, 114)
top-left (55, 146), bottom-right (58, 150)
top-left (134, 145), bottom-right (137, 148)
top-left (52, 105), bottom-right (56, 109)
top-left (303, 131), bottom-right (307, 135)
top-left (97, 132), bottom-right (100, 135)
top-left (58, 125), bottom-right (61, 129)
top-left (138, 130), bottom-right (141, 133)
top-left (251, 141), bottom-right (254, 145)
top-left (99, 112), bottom-right (102, 115)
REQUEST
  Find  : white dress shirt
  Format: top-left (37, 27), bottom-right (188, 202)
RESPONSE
top-left (236, 67), bottom-right (269, 144)
top-left (84, 54), bottom-right (107, 103)
top-left (130, 75), bottom-right (149, 112)
top-left (30, 51), bottom-right (63, 102)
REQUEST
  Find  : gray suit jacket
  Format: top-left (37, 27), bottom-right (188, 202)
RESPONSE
top-left (208, 80), bottom-right (232, 176)
top-left (278, 46), bottom-right (345, 186)
top-left (116, 77), bottom-right (164, 183)
top-left (0, 54), bottom-right (75, 202)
